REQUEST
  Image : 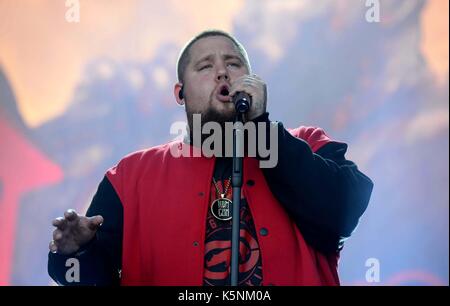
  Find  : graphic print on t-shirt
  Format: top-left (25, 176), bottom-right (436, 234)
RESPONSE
top-left (203, 171), bottom-right (263, 286)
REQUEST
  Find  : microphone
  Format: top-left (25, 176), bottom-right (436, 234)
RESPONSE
top-left (233, 92), bottom-right (251, 113)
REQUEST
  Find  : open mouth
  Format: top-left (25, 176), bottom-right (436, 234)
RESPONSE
top-left (216, 84), bottom-right (231, 102)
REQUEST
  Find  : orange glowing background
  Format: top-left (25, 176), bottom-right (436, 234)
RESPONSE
top-left (0, 0), bottom-right (245, 128)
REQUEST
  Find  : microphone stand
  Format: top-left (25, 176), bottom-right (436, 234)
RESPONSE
top-left (230, 94), bottom-right (250, 286)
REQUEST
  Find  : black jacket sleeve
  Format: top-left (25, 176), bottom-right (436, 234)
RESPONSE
top-left (47, 176), bottom-right (123, 285)
top-left (255, 113), bottom-right (374, 254)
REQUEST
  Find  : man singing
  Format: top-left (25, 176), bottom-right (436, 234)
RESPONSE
top-left (48, 30), bottom-right (373, 286)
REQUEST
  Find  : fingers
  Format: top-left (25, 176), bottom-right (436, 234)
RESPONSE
top-left (53, 229), bottom-right (63, 241)
top-left (50, 228), bottom-right (63, 253)
top-left (52, 217), bottom-right (66, 230)
top-left (49, 240), bottom-right (57, 253)
top-left (229, 74), bottom-right (263, 97)
top-left (49, 209), bottom-right (94, 255)
top-left (64, 209), bottom-right (78, 221)
top-left (52, 209), bottom-right (78, 230)
top-left (87, 215), bottom-right (104, 231)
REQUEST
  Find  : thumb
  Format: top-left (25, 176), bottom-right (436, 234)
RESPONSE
top-left (87, 215), bottom-right (104, 231)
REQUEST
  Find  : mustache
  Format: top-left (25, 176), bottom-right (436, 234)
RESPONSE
top-left (185, 93), bottom-right (236, 123)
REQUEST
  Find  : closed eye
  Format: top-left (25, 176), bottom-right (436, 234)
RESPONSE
top-left (199, 64), bottom-right (212, 71)
top-left (227, 62), bottom-right (241, 68)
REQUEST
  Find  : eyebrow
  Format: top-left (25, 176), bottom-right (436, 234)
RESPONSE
top-left (194, 54), bottom-right (244, 66)
top-left (223, 54), bottom-right (243, 63)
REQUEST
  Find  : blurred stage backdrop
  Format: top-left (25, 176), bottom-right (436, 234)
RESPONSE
top-left (0, 0), bottom-right (448, 285)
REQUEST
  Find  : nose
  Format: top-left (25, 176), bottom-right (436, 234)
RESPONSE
top-left (216, 64), bottom-right (229, 82)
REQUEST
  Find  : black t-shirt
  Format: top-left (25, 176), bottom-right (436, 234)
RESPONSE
top-left (203, 157), bottom-right (263, 286)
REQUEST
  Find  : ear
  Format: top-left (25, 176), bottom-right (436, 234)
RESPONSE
top-left (174, 82), bottom-right (184, 106)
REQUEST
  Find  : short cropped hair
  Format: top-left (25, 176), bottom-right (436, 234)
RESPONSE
top-left (176, 29), bottom-right (251, 83)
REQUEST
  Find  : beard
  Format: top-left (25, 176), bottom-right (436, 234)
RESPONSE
top-left (184, 98), bottom-right (236, 148)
